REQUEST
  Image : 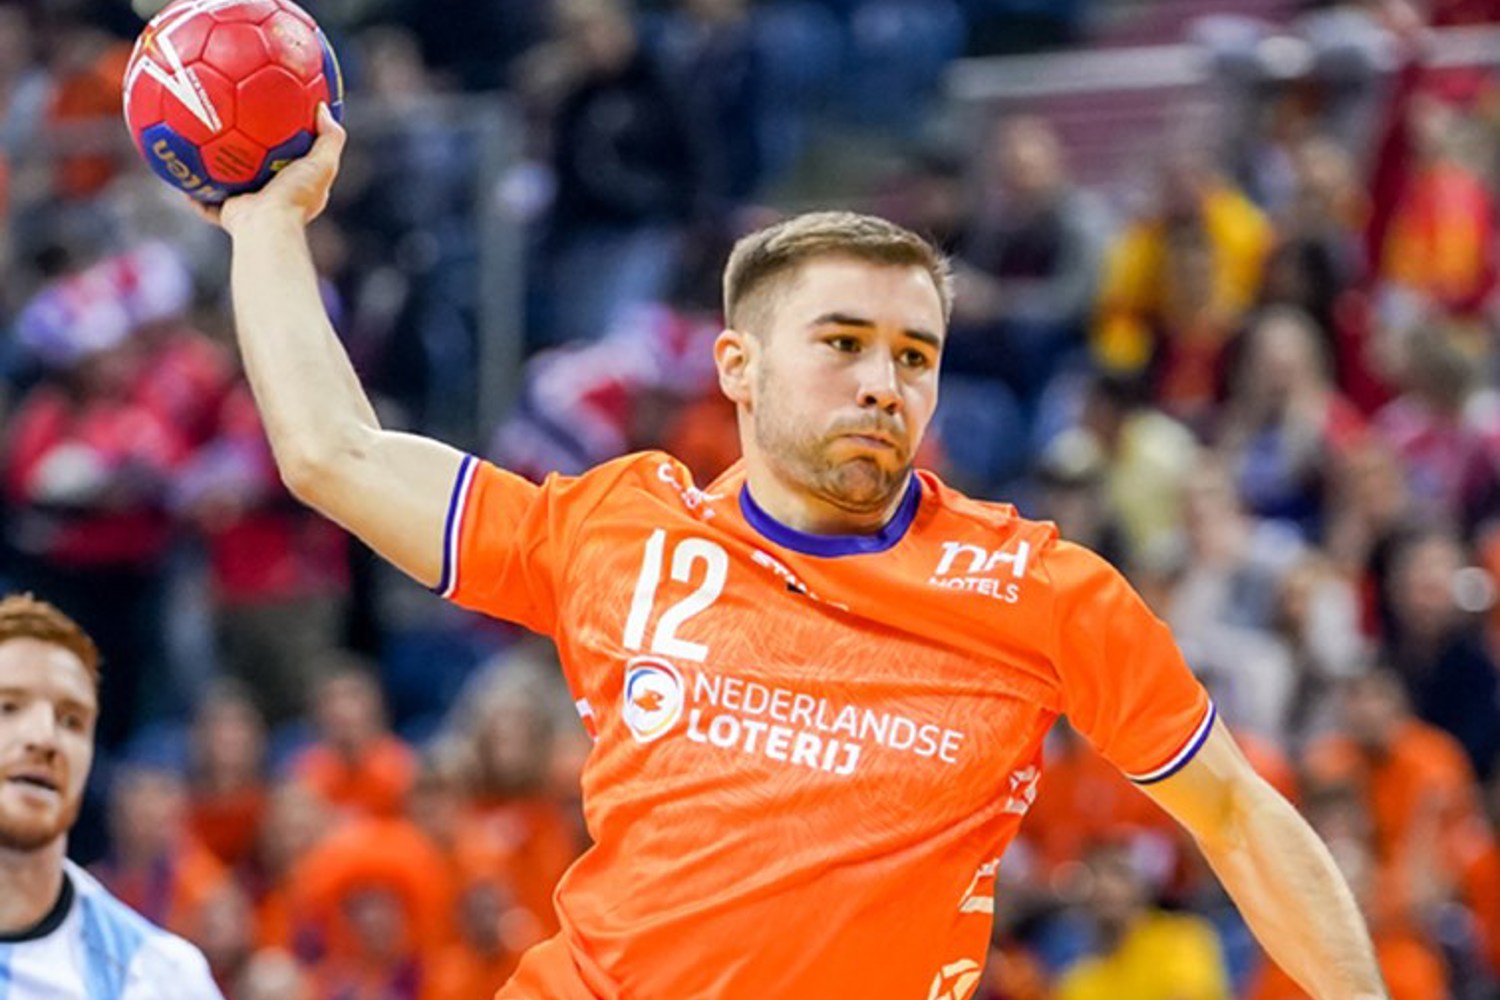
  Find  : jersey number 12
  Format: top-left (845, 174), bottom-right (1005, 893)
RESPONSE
top-left (623, 529), bottom-right (727, 662)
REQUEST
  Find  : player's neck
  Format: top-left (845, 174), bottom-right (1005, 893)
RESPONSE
top-left (743, 459), bottom-right (911, 536)
top-left (0, 838), bottom-right (67, 936)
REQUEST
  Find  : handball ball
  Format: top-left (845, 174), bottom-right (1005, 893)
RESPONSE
top-left (122, 0), bottom-right (344, 204)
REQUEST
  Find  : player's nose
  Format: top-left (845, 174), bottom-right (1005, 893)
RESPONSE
top-left (15, 703), bottom-right (61, 754)
top-left (856, 353), bottom-right (902, 415)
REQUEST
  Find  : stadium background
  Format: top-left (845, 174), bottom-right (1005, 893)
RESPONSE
top-left (4, 0), bottom-right (1500, 997)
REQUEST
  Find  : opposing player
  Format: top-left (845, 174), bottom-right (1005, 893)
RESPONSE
top-left (200, 108), bottom-right (1387, 999)
top-left (0, 594), bottom-right (224, 999)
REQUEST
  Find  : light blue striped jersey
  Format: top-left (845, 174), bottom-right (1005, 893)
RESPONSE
top-left (0, 859), bottom-right (223, 1000)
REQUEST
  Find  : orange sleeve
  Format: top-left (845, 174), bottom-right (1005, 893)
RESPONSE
top-left (435, 454), bottom-right (644, 634)
top-left (1045, 539), bottom-right (1213, 783)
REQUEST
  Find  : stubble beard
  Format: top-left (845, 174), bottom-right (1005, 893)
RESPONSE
top-left (0, 796), bottom-right (77, 853)
top-left (753, 400), bottom-right (911, 515)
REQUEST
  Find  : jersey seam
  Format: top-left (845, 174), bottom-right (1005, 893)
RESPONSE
top-left (917, 476), bottom-right (1024, 536)
top-left (556, 452), bottom-right (667, 605)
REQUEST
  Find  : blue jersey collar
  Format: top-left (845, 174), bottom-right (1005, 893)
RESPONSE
top-left (738, 476), bottom-right (921, 557)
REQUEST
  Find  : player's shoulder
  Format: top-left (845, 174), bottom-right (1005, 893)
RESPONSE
top-left (126, 933), bottom-right (221, 1000)
top-left (470, 449), bottom-right (701, 516)
top-left (586, 449), bottom-right (692, 488)
top-left (499, 449), bottom-right (688, 495)
top-left (915, 470), bottom-right (1117, 583)
top-left (562, 449), bottom-right (723, 512)
top-left (68, 860), bottom-right (161, 947)
top-left (915, 469), bottom-right (1060, 548)
top-left (66, 862), bottom-right (221, 997)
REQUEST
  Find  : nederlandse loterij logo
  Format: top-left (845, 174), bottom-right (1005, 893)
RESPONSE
top-left (622, 656), bottom-right (685, 743)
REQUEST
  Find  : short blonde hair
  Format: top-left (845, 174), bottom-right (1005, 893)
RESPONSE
top-left (723, 211), bottom-right (953, 332)
top-left (0, 593), bottom-right (100, 686)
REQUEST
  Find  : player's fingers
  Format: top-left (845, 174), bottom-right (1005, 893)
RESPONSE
top-left (311, 103), bottom-right (347, 163)
top-left (185, 196), bottom-right (223, 227)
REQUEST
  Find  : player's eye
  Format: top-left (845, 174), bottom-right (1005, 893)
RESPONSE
top-left (60, 712), bottom-right (85, 732)
top-left (0, 700), bottom-right (19, 715)
top-left (826, 335), bottom-right (861, 353)
top-left (899, 349), bottom-right (931, 370)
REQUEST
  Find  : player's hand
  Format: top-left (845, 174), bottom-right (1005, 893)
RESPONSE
top-left (190, 103), bottom-right (346, 233)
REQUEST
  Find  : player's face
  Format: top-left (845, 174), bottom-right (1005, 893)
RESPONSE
top-left (735, 257), bottom-right (944, 514)
top-left (0, 638), bottom-right (96, 852)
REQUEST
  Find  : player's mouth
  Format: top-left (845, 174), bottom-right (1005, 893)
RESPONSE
top-left (840, 432), bottom-right (900, 451)
top-left (4, 772), bottom-right (61, 797)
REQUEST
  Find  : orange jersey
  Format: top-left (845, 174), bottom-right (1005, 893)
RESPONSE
top-left (439, 451), bottom-right (1212, 999)
top-left (291, 735), bottom-right (417, 819)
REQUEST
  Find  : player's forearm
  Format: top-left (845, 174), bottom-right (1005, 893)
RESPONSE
top-left (226, 206), bottom-right (380, 497)
top-left (1198, 776), bottom-right (1386, 1000)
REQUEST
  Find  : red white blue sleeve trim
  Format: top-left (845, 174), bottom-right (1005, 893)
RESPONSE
top-left (434, 454), bottom-right (478, 599)
top-left (1126, 700), bottom-right (1217, 785)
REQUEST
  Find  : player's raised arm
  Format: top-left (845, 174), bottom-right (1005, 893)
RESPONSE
top-left (203, 106), bottom-right (463, 588)
top-left (1047, 539), bottom-right (1385, 1000)
top-left (1139, 720), bottom-right (1387, 1000)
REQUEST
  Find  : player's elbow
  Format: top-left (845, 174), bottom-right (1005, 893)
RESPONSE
top-left (274, 428), bottom-right (369, 509)
top-left (277, 446), bottom-right (333, 506)
top-left (1192, 769), bottom-right (1279, 858)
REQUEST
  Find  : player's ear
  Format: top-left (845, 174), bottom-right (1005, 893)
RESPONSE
top-left (715, 327), bottom-right (754, 406)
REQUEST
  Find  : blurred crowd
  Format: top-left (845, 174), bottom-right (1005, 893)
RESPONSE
top-left (8, 0), bottom-right (1500, 998)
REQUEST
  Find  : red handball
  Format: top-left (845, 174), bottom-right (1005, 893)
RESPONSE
top-left (122, 0), bottom-right (344, 204)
